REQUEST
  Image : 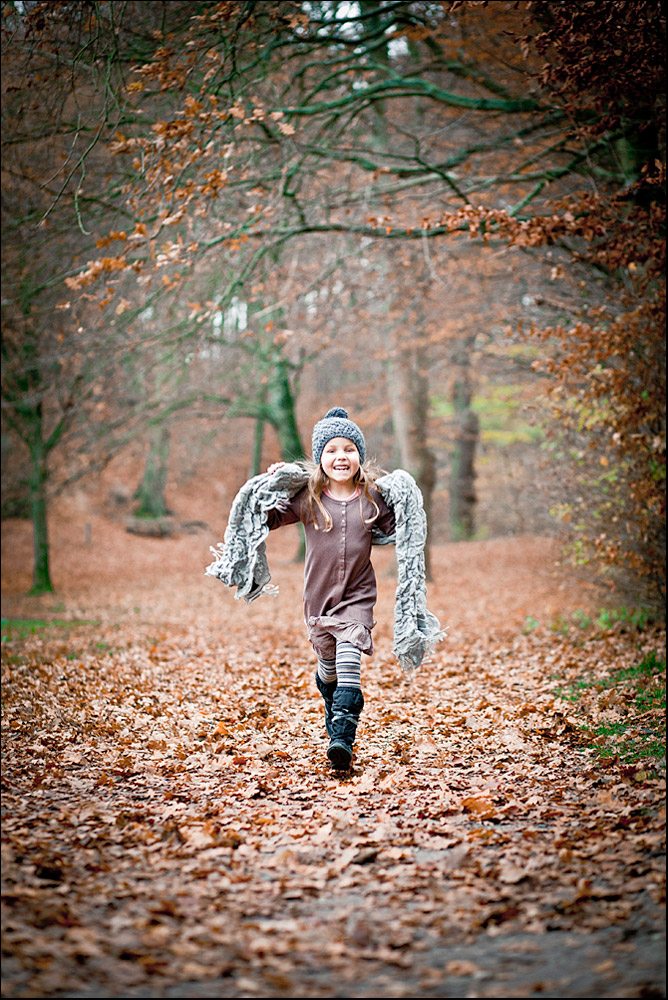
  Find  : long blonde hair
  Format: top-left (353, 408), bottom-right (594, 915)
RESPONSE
top-left (303, 458), bottom-right (385, 532)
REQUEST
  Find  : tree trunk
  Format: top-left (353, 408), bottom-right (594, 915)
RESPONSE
top-left (387, 343), bottom-right (436, 577)
top-left (266, 357), bottom-right (305, 462)
top-left (27, 405), bottom-right (54, 594)
top-left (449, 337), bottom-right (479, 541)
top-left (265, 354), bottom-right (306, 561)
top-left (133, 423), bottom-right (171, 517)
top-left (250, 414), bottom-right (266, 477)
top-left (360, 2), bottom-right (436, 569)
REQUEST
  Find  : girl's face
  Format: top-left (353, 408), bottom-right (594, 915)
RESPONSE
top-left (321, 437), bottom-right (360, 485)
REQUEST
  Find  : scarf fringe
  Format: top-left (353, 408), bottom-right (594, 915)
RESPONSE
top-left (376, 470), bottom-right (447, 674)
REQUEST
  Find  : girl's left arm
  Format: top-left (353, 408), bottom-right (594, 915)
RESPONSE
top-left (375, 492), bottom-right (396, 535)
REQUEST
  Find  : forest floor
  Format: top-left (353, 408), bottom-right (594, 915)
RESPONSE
top-left (1, 511), bottom-right (665, 999)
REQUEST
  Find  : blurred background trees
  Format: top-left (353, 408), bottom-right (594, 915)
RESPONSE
top-left (2, 0), bottom-right (664, 607)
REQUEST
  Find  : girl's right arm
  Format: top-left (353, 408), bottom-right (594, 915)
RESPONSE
top-left (265, 465), bottom-right (302, 530)
top-left (266, 505), bottom-right (300, 530)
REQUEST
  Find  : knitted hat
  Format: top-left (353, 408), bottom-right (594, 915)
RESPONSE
top-left (312, 407), bottom-right (366, 465)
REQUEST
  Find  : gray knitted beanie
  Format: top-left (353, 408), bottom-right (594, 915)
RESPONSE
top-left (312, 407), bottom-right (366, 465)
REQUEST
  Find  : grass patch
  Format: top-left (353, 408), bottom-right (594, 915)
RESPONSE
top-left (1, 617), bottom-right (99, 642)
top-left (553, 649), bottom-right (666, 774)
top-left (523, 605), bottom-right (661, 638)
top-left (594, 606), bottom-right (658, 630)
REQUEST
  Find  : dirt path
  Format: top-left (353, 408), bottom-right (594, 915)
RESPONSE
top-left (2, 520), bottom-right (665, 998)
top-left (57, 922), bottom-right (666, 999)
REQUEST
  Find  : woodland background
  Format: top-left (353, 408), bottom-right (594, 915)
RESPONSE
top-left (1, 2), bottom-right (666, 999)
top-left (1, 0), bottom-right (665, 601)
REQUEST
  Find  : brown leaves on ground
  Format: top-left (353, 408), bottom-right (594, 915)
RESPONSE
top-left (1, 520), bottom-right (665, 998)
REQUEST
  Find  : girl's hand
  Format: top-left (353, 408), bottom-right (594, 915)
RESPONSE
top-left (267, 462), bottom-right (286, 474)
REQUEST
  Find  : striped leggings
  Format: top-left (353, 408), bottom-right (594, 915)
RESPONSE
top-left (316, 640), bottom-right (362, 689)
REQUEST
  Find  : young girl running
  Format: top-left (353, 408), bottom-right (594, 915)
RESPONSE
top-left (265, 407), bottom-right (395, 770)
top-left (207, 405), bottom-right (443, 770)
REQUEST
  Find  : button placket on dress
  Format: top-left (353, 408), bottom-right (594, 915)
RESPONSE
top-left (338, 500), bottom-right (347, 582)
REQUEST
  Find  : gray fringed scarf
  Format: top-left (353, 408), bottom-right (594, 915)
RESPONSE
top-left (205, 463), bottom-right (445, 672)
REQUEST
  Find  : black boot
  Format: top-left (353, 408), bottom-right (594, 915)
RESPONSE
top-left (315, 672), bottom-right (337, 738)
top-left (327, 687), bottom-right (364, 770)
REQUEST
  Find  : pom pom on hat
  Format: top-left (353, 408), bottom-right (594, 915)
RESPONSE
top-left (312, 406), bottom-right (366, 465)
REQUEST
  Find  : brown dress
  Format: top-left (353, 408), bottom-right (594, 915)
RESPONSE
top-left (267, 486), bottom-right (395, 658)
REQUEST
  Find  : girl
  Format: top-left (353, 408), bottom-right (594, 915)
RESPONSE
top-left (207, 405), bottom-right (443, 770)
top-left (265, 407), bottom-right (395, 771)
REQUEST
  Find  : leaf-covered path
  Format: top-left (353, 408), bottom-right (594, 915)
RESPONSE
top-left (2, 520), bottom-right (665, 998)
